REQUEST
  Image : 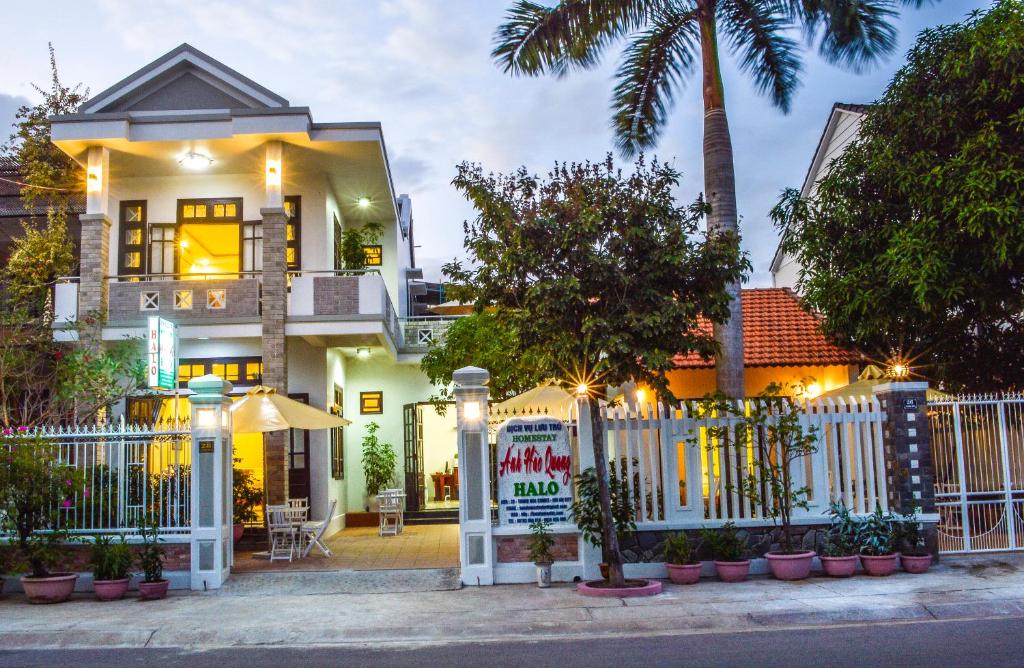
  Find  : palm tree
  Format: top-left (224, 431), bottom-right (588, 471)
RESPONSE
top-left (493, 0), bottom-right (929, 397)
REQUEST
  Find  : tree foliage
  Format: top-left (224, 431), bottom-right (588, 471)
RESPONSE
top-left (420, 312), bottom-right (546, 414)
top-left (773, 2), bottom-right (1024, 391)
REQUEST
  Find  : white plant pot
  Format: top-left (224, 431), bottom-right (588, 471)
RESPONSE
top-left (536, 562), bottom-right (552, 588)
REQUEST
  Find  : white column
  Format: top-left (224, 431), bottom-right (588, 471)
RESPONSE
top-left (188, 374), bottom-right (234, 590)
top-left (85, 146), bottom-right (109, 216)
top-left (264, 141), bottom-right (283, 209)
top-left (454, 366), bottom-right (493, 585)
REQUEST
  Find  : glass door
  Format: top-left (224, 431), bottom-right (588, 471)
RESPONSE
top-left (148, 224), bottom-right (178, 279)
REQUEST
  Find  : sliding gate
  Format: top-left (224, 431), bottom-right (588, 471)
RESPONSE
top-left (930, 394), bottom-right (1024, 553)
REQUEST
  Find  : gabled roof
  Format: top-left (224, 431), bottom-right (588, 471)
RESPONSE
top-left (769, 102), bottom-right (871, 274)
top-left (80, 43), bottom-right (289, 114)
top-left (673, 288), bottom-right (862, 369)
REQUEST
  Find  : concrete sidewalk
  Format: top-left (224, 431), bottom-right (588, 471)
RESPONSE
top-left (1, 555), bottom-right (1023, 650)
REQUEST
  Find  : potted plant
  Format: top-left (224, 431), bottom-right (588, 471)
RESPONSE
top-left (528, 520), bottom-right (555, 588)
top-left (89, 534), bottom-right (133, 601)
top-left (819, 501), bottom-right (860, 577)
top-left (857, 503), bottom-right (898, 576)
top-left (361, 422), bottom-right (398, 512)
top-left (663, 532), bottom-right (701, 585)
top-left (232, 457), bottom-right (262, 542)
top-left (701, 522), bottom-right (750, 582)
top-left (569, 466), bottom-right (636, 579)
top-left (137, 517), bottom-right (169, 600)
top-left (895, 507), bottom-right (932, 574)
top-left (702, 385), bottom-right (818, 581)
top-left (0, 432), bottom-right (85, 603)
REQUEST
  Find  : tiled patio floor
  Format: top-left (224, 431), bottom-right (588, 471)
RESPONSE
top-left (233, 523), bottom-right (460, 572)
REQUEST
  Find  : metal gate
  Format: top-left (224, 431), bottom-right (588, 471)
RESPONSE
top-left (930, 394), bottom-right (1024, 553)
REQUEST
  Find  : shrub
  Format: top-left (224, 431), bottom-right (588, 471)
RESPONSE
top-left (528, 520), bottom-right (555, 564)
top-left (894, 506), bottom-right (927, 556)
top-left (89, 534), bottom-right (133, 581)
top-left (821, 501), bottom-right (859, 557)
top-left (360, 422), bottom-right (397, 498)
top-left (701, 522), bottom-right (747, 562)
top-left (663, 532), bottom-right (697, 565)
top-left (232, 457), bottom-right (263, 525)
top-left (856, 504), bottom-right (895, 556)
top-left (137, 517), bottom-right (165, 583)
top-left (568, 466), bottom-right (636, 560)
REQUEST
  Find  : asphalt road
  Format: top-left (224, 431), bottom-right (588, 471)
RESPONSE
top-left (1, 616), bottom-right (1022, 667)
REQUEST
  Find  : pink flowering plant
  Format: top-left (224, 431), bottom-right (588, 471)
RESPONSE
top-left (0, 432), bottom-right (85, 577)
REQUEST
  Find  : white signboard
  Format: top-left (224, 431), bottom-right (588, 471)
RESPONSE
top-left (496, 416), bottom-right (573, 526)
top-left (147, 316), bottom-right (177, 390)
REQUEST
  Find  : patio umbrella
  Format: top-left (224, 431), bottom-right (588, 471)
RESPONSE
top-left (818, 365), bottom-right (952, 402)
top-left (427, 300), bottom-right (474, 316)
top-left (230, 385), bottom-right (351, 433)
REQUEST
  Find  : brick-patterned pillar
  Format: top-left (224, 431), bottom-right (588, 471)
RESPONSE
top-left (875, 381), bottom-right (939, 556)
top-left (77, 213), bottom-right (111, 316)
top-left (261, 206), bottom-right (289, 505)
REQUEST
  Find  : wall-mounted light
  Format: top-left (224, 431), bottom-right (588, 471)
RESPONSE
top-left (635, 389), bottom-right (646, 404)
top-left (356, 347), bottom-right (371, 359)
top-left (463, 400), bottom-right (481, 422)
top-left (357, 197), bottom-right (371, 209)
top-left (196, 408), bottom-right (217, 428)
top-left (576, 383), bottom-right (589, 397)
top-left (265, 158), bottom-right (281, 187)
top-left (86, 165), bottom-right (102, 193)
top-left (178, 151), bottom-right (213, 169)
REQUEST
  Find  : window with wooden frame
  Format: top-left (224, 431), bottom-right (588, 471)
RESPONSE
top-left (118, 201), bottom-right (147, 278)
top-left (360, 391), bottom-right (383, 415)
top-left (330, 384), bottom-right (344, 479)
top-left (333, 214), bottom-right (344, 271)
top-left (362, 244), bottom-right (382, 267)
top-left (284, 196), bottom-right (301, 270)
top-left (177, 197), bottom-right (242, 223)
top-left (177, 357), bottom-right (262, 388)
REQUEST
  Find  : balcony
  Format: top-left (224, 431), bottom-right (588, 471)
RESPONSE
top-left (106, 274), bottom-right (262, 325)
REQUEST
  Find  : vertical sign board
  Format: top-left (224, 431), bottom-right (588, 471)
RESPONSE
top-left (496, 416), bottom-right (573, 525)
top-left (147, 316), bottom-right (178, 390)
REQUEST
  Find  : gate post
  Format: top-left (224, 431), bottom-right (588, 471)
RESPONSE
top-left (188, 374), bottom-right (234, 590)
top-left (874, 381), bottom-right (938, 555)
top-left (574, 396), bottom-right (602, 580)
top-left (454, 366), bottom-right (493, 585)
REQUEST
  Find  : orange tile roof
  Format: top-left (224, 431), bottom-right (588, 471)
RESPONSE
top-left (673, 288), bottom-right (862, 369)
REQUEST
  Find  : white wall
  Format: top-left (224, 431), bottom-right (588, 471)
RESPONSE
top-left (324, 347), bottom-right (348, 532)
top-left (342, 352), bottom-right (438, 511)
top-left (286, 338), bottom-right (335, 530)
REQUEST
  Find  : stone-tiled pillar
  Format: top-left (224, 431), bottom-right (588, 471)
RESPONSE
top-left (78, 213), bottom-right (111, 317)
top-left (875, 381), bottom-right (939, 556)
top-left (261, 206), bottom-right (289, 505)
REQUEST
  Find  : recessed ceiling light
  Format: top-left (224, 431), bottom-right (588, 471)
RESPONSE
top-left (356, 347), bottom-right (371, 359)
top-left (357, 197), bottom-right (371, 209)
top-left (178, 151), bottom-right (213, 169)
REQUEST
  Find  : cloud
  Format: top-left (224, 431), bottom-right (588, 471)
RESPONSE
top-left (0, 93), bottom-right (31, 145)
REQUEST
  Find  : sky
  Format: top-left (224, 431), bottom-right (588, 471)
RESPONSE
top-left (0, 0), bottom-right (989, 284)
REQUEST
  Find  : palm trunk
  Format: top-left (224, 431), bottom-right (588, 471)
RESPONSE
top-left (589, 396), bottom-right (626, 587)
top-left (698, 1), bottom-right (745, 399)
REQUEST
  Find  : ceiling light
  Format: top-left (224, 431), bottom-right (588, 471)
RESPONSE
top-left (356, 347), bottom-right (371, 359)
top-left (357, 197), bottom-right (371, 209)
top-left (178, 151), bottom-right (213, 169)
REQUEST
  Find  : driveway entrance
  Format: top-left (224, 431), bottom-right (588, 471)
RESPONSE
top-left (233, 524), bottom-right (459, 572)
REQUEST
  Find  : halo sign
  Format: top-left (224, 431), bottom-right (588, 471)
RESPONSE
top-left (147, 316), bottom-right (177, 390)
top-left (496, 416), bottom-right (573, 526)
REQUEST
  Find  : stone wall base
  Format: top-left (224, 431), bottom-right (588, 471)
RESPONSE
top-left (0, 542), bottom-right (191, 573)
top-left (496, 534), bottom-right (578, 563)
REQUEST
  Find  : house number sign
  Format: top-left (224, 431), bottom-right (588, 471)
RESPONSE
top-left (496, 416), bottom-right (573, 526)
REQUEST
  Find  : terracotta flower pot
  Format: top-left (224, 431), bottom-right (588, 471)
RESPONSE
top-left (233, 523), bottom-right (245, 542)
top-left (93, 577), bottom-right (131, 601)
top-left (714, 560), bottom-right (751, 582)
top-left (766, 551), bottom-right (815, 581)
top-left (901, 553), bottom-right (933, 574)
top-left (860, 553), bottom-right (898, 576)
top-left (21, 573), bottom-right (78, 604)
top-left (138, 579), bottom-right (170, 600)
top-left (666, 562), bottom-right (702, 585)
top-left (820, 555), bottom-right (860, 578)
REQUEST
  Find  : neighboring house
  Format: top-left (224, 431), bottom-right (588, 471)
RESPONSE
top-left (669, 288), bottom-right (862, 398)
top-left (0, 156), bottom-right (83, 268)
top-left (48, 44), bottom-right (459, 532)
top-left (770, 103), bottom-right (868, 290)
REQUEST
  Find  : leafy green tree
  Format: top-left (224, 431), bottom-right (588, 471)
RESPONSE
top-left (340, 222), bottom-right (384, 270)
top-left (493, 0), bottom-right (932, 397)
top-left (447, 154), bottom-right (747, 586)
top-left (772, 2), bottom-right (1024, 391)
top-left (420, 312), bottom-right (547, 414)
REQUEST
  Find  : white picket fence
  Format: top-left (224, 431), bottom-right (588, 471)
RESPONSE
top-left (599, 396), bottom-right (887, 528)
top-left (4, 419), bottom-right (192, 536)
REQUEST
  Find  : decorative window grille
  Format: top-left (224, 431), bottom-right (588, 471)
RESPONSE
top-left (174, 290), bottom-right (193, 310)
top-left (207, 289), bottom-right (226, 309)
top-left (140, 291), bottom-right (160, 311)
top-left (417, 328), bottom-right (434, 345)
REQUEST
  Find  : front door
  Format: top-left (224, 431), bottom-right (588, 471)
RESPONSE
top-left (403, 403), bottom-right (423, 511)
top-left (288, 393), bottom-right (311, 501)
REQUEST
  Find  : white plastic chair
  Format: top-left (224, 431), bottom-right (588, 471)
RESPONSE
top-left (301, 499), bottom-right (337, 558)
top-left (378, 489), bottom-right (405, 536)
top-left (266, 504), bottom-right (297, 562)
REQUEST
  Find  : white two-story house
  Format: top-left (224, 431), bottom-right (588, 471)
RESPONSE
top-left (50, 44), bottom-right (459, 534)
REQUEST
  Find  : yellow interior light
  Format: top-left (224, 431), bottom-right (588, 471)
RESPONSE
top-left (86, 165), bottom-right (102, 193)
top-left (265, 158), bottom-right (281, 187)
